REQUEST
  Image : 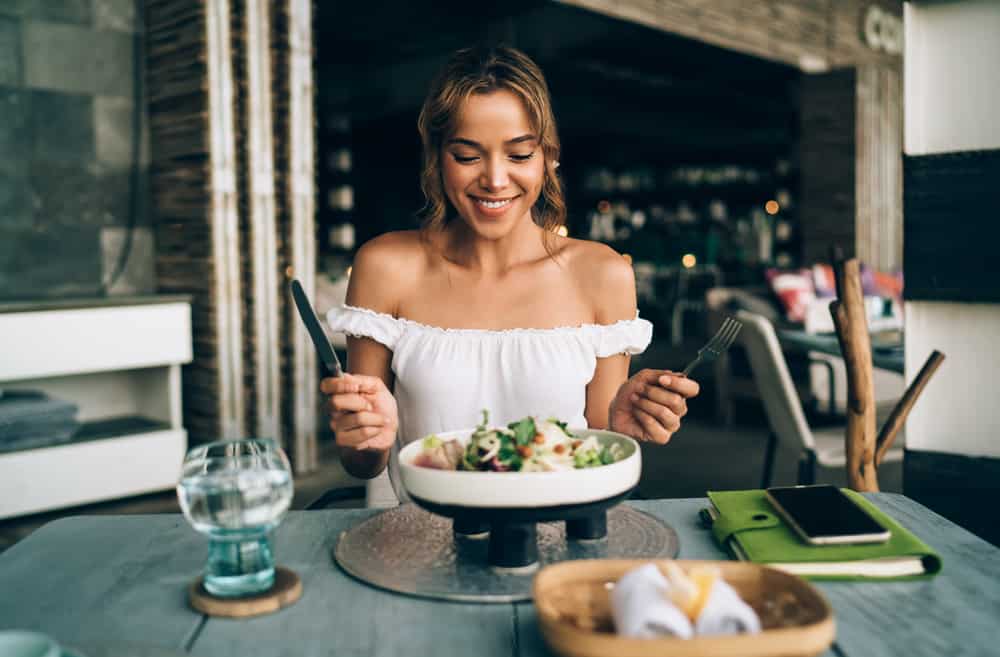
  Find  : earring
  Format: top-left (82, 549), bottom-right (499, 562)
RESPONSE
top-left (552, 160), bottom-right (560, 169)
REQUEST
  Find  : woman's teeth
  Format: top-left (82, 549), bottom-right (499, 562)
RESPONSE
top-left (475, 198), bottom-right (513, 209)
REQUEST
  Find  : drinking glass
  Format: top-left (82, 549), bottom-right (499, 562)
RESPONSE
top-left (177, 439), bottom-right (294, 597)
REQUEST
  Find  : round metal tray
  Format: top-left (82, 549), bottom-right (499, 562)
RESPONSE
top-left (333, 503), bottom-right (679, 603)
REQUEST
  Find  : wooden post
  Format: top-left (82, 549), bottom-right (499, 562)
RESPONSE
top-left (875, 350), bottom-right (945, 466)
top-left (830, 257), bottom-right (879, 492)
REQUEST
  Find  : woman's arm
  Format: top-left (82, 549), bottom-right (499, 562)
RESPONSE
top-left (583, 247), bottom-right (638, 429)
top-left (586, 354), bottom-right (630, 429)
top-left (335, 336), bottom-right (395, 479)
top-left (581, 245), bottom-right (700, 442)
top-left (325, 234), bottom-right (412, 479)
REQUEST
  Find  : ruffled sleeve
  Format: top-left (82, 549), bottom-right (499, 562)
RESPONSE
top-left (582, 313), bottom-right (653, 358)
top-left (326, 304), bottom-right (405, 351)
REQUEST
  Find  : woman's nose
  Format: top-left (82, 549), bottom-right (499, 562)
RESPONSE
top-left (480, 157), bottom-right (509, 192)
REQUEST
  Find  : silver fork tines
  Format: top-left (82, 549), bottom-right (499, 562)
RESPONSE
top-left (680, 317), bottom-right (743, 376)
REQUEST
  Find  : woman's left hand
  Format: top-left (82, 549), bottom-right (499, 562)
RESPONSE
top-left (609, 369), bottom-right (700, 444)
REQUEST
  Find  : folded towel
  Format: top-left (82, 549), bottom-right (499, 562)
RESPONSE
top-left (611, 563), bottom-right (693, 639)
top-left (694, 577), bottom-right (762, 636)
top-left (0, 420), bottom-right (79, 453)
top-left (0, 390), bottom-right (78, 424)
top-left (0, 390), bottom-right (79, 446)
top-left (610, 562), bottom-right (761, 639)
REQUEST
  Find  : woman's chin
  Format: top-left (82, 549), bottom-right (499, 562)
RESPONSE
top-left (462, 205), bottom-right (531, 236)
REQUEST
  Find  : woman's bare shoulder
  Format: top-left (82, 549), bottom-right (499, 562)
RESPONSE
top-left (561, 237), bottom-right (634, 288)
top-left (346, 230), bottom-right (429, 312)
top-left (354, 230), bottom-right (427, 263)
top-left (560, 237), bottom-right (637, 323)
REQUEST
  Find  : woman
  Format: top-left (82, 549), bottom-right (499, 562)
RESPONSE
top-left (322, 46), bottom-right (699, 506)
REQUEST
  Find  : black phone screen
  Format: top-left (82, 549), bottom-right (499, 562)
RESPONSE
top-left (766, 485), bottom-right (887, 538)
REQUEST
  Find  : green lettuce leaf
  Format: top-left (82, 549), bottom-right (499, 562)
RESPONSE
top-left (508, 416), bottom-right (537, 446)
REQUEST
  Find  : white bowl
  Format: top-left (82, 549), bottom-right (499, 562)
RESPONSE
top-left (398, 428), bottom-right (641, 509)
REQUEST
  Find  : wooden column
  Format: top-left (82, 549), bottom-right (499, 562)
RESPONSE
top-left (148, 0), bottom-right (318, 467)
top-left (799, 69), bottom-right (857, 265)
top-left (236, 0), bottom-right (282, 443)
top-left (855, 63), bottom-right (903, 272)
top-left (273, 0), bottom-right (318, 472)
top-left (147, 0), bottom-right (246, 441)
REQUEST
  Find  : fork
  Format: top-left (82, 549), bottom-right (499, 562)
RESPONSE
top-left (680, 316), bottom-right (742, 376)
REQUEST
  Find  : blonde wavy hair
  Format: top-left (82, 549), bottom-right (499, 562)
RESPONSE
top-left (416, 46), bottom-right (566, 240)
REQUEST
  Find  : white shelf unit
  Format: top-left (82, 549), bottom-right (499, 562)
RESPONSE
top-left (0, 300), bottom-right (193, 519)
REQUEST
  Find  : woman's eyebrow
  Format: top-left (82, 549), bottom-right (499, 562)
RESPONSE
top-left (506, 134), bottom-right (537, 145)
top-left (446, 137), bottom-right (481, 148)
top-left (446, 134), bottom-right (537, 148)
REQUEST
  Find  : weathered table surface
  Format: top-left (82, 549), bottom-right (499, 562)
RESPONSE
top-left (1, 495), bottom-right (997, 657)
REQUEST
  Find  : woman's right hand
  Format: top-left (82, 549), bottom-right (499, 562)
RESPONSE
top-left (321, 373), bottom-right (398, 452)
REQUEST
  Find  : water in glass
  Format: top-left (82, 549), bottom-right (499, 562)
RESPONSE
top-left (177, 439), bottom-right (293, 597)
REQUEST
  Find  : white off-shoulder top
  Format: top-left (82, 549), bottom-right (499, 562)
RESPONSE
top-left (326, 304), bottom-right (653, 506)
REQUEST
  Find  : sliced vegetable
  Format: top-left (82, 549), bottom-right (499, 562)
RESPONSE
top-left (415, 411), bottom-right (625, 472)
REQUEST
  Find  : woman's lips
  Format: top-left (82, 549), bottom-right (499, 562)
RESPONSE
top-left (470, 195), bottom-right (518, 218)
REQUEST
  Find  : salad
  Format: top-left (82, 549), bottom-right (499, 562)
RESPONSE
top-left (412, 410), bottom-right (625, 472)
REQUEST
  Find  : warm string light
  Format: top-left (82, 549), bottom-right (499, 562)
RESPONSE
top-left (555, 225), bottom-right (568, 237)
top-left (765, 200), bottom-right (780, 215)
top-left (682, 254), bottom-right (697, 269)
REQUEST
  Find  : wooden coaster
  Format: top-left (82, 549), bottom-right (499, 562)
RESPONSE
top-left (189, 566), bottom-right (302, 618)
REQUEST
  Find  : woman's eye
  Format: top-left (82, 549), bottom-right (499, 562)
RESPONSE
top-left (451, 153), bottom-right (479, 164)
top-left (510, 152), bottom-right (536, 162)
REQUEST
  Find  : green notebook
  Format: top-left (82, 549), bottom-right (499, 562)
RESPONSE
top-left (705, 489), bottom-right (942, 581)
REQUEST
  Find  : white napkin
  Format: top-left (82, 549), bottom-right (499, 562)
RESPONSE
top-left (610, 563), bottom-right (761, 639)
top-left (694, 578), bottom-right (762, 636)
top-left (610, 563), bottom-right (694, 639)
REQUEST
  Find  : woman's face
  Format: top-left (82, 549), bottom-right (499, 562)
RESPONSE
top-left (440, 89), bottom-right (545, 239)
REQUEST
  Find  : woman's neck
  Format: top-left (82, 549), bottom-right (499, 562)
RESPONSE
top-left (442, 215), bottom-right (547, 276)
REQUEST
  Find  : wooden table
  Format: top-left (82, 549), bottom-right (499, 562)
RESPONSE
top-left (778, 329), bottom-right (905, 374)
top-left (1, 495), bottom-right (997, 657)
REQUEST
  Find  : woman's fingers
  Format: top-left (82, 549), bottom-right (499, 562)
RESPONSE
top-left (355, 433), bottom-right (396, 452)
top-left (333, 424), bottom-right (382, 449)
top-left (632, 406), bottom-right (672, 444)
top-left (633, 384), bottom-right (687, 418)
top-left (658, 373), bottom-right (700, 398)
top-left (320, 373), bottom-right (380, 396)
top-left (631, 396), bottom-right (681, 434)
top-left (336, 411), bottom-right (385, 433)
top-left (631, 369), bottom-right (700, 399)
top-left (615, 369), bottom-right (695, 446)
top-left (327, 393), bottom-right (371, 416)
top-left (321, 373), bottom-right (380, 420)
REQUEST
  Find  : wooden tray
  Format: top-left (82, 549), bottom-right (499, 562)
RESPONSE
top-left (533, 559), bottom-right (835, 657)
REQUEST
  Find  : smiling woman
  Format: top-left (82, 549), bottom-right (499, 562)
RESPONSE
top-left (416, 45), bottom-right (565, 244)
top-left (440, 92), bottom-right (545, 238)
top-left (320, 46), bottom-right (700, 507)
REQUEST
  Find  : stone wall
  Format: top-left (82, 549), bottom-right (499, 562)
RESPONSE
top-left (0, 0), bottom-right (153, 300)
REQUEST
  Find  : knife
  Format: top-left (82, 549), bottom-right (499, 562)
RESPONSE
top-left (289, 278), bottom-right (344, 377)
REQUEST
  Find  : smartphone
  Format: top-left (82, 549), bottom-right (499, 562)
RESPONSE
top-left (765, 485), bottom-right (890, 545)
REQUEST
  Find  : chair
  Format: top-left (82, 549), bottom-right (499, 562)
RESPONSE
top-left (735, 310), bottom-right (904, 487)
top-left (706, 287), bottom-right (833, 427)
top-left (669, 264), bottom-right (722, 346)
